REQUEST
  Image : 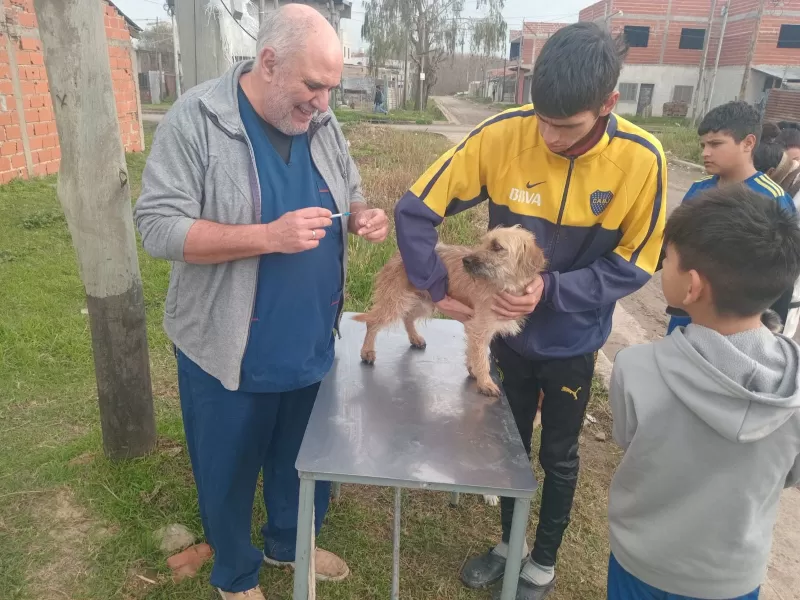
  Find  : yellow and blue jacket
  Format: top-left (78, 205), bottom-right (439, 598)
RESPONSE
top-left (394, 105), bottom-right (667, 360)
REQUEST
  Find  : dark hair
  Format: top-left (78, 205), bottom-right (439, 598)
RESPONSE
top-left (530, 22), bottom-right (627, 118)
top-left (778, 120), bottom-right (800, 131)
top-left (761, 121), bottom-right (781, 143)
top-left (697, 101), bottom-right (761, 144)
top-left (664, 185), bottom-right (800, 317)
top-left (777, 128), bottom-right (800, 150)
top-left (753, 142), bottom-right (785, 173)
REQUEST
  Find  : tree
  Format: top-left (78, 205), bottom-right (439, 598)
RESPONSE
top-left (362, 0), bottom-right (506, 110)
top-left (138, 20), bottom-right (175, 55)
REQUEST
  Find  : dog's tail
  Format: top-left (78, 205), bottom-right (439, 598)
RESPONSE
top-left (351, 313), bottom-right (368, 322)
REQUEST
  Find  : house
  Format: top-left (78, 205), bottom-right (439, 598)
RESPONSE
top-left (0, 0), bottom-right (143, 184)
top-left (176, 0), bottom-right (352, 91)
top-left (506, 22), bottom-right (568, 103)
top-left (579, 0), bottom-right (800, 118)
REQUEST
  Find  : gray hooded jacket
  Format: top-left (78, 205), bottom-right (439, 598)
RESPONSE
top-left (609, 324), bottom-right (800, 598)
top-left (134, 61), bottom-right (364, 391)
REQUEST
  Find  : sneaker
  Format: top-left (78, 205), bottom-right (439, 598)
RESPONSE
top-left (264, 548), bottom-right (350, 582)
top-left (217, 586), bottom-right (267, 600)
top-left (461, 547), bottom-right (526, 589)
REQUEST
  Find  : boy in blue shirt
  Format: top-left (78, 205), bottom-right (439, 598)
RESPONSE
top-left (608, 186), bottom-right (800, 600)
top-left (666, 101), bottom-right (796, 334)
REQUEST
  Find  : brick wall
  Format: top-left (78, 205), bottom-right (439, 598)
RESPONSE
top-left (0, 0), bottom-right (142, 184)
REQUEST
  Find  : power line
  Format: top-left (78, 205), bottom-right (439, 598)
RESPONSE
top-left (218, 0), bottom-right (258, 41)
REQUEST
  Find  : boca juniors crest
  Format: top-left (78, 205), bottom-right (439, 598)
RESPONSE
top-left (590, 190), bottom-right (614, 216)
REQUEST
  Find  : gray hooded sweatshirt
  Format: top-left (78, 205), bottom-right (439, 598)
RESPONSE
top-left (609, 324), bottom-right (800, 598)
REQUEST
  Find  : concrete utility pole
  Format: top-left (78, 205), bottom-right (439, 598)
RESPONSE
top-left (418, 17), bottom-right (426, 110)
top-left (171, 8), bottom-right (182, 97)
top-left (691, 0), bottom-right (717, 125)
top-left (175, 0), bottom-right (228, 90)
top-left (32, 0), bottom-right (156, 459)
top-left (403, 31), bottom-right (409, 107)
top-left (739, 0), bottom-right (766, 101)
top-left (704, 3), bottom-right (729, 117)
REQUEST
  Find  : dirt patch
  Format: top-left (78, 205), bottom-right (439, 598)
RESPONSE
top-left (25, 488), bottom-right (112, 599)
top-left (121, 561), bottom-right (166, 600)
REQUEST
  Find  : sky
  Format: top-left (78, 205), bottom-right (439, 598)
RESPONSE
top-left (114, 0), bottom-right (591, 52)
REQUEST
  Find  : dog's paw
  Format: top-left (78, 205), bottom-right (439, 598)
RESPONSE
top-left (477, 380), bottom-right (501, 397)
top-left (360, 350), bottom-right (376, 365)
top-left (409, 336), bottom-right (427, 350)
top-left (483, 494), bottom-right (499, 506)
top-left (467, 365), bottom-right (476, 379)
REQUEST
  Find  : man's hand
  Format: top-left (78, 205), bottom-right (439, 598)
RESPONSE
top-left (493, 276), bottom-right (544, 320)
top-left (264, 207), bottom-right (333, 254)
top-left (350, 208), bottom-right (390, 243)
top-left (435, 295), bottom-right (474, 322)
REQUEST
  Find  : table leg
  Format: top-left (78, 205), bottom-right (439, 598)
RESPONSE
top-left (392, 487), bottom-right (401, 600)
top-left (293, 477), bottom-right (316, 600)
top-left (332, 482), bottom-right (341, 501)
top-left (499, 497), bottom-right (531, 600)
top-left (449, 491), bottom-right (460, 506)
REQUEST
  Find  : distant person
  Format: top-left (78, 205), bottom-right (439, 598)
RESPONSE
top-left (778, 120), bottom-right (800, 131)
top-left (374, 85), bottom-right (387, 114)
top-left (754, 141), bottom-right (800, 199)
top-left (754, 141), bottom-right (800, 337)
top-left (665, 101), bottom-right (795, 335)
top-left (608, 186), bottom-right (800, 600)
top-left (761, 121), bottom-right (781, 143)
top-left (777, 127), bottom-right (800, 162)
top-left (134, 5), bottom-right (389, 600)
top-left (394, 21), bottom-right (667, 600)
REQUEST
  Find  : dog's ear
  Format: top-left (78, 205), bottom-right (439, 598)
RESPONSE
top-left (520, 237), bottom-right (547, 278)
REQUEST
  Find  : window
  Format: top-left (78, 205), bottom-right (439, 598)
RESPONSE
top-left (679, 28), bottom-right (705, 50)
top-left (619, 82), bottom-right (638, 103)
top-left (624, 25), bottom-right (650, 48)
top-left (509, 40), bottom-right (521, 60)
top-left (777, 24), bottom-right (800, 49)
top-left (672, 85), bottom-right (693, 104)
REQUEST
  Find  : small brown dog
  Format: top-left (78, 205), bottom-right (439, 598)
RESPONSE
top-left (353, 225), bottom-right (546, 397)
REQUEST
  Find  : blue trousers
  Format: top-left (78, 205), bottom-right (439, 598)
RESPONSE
top-left (177, 351), bottom-right (331, 593)
top-left (608, 554), bottom-right (759, 600)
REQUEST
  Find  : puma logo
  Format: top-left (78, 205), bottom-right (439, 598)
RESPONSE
top-left (561, 386), bottom-right (581, 400)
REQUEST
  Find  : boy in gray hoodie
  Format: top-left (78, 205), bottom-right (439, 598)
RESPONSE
top-left (608, 184), bottom-right (800, 600)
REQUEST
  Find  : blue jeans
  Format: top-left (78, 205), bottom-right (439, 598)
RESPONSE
top-left (177, 351), bottom-right (331, 593)
top-left (607, 553), bottom-right (759, 600)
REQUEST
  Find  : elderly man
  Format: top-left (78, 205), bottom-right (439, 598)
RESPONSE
top-left (134, 5), bottom-right (388, 599)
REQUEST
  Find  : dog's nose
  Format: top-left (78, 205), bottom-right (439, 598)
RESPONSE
top-left (462, 256), bottom-right (476, 269)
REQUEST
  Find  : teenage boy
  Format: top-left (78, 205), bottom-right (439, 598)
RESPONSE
top-left (394, 22), bottom-right (667, 600)
top-left (608, 185), bottom-right (800, 600)
top-left (666, 101), bottom-right (795, 335)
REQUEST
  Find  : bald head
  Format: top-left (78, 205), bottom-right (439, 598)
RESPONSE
top-left (257, 4), bottom-right (340, 61)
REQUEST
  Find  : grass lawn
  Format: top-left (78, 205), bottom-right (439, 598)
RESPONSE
top-left (334, 103), bottom-right (444, 126)
top-left (141, 102), bottom-right (174, 114)
top-left (0, 120), bottom-right (619, 599)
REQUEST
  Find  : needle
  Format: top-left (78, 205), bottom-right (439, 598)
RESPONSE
top-left (330, 212), bottom-right (351, 219)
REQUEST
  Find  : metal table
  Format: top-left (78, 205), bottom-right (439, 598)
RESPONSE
top-left (293, 312), bottom-right (538, 600)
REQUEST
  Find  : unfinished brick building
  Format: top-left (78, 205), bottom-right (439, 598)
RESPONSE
top-left (0, 0), bottom-right (143, 184)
